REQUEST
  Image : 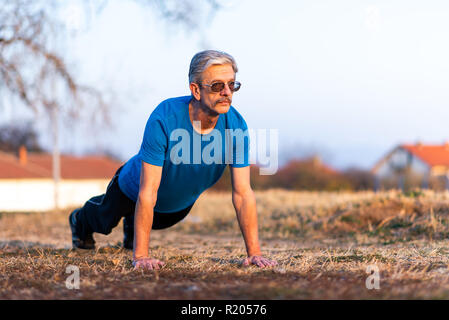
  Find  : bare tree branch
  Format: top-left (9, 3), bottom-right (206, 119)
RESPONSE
top-left (0, 0), bottom-right (221, 129)
top-left (135, 0), bottom-right (222, 30)
top-left (0, 0), bottom-right (107, 126)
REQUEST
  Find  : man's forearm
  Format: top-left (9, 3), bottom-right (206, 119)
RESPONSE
top-left (232, 190), bottom-right (262, 257)
top-left (133, 196), bottom-right (155, 260)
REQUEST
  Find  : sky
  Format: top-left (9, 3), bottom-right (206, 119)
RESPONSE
top-left (2, 0), bottom-right (449, 170)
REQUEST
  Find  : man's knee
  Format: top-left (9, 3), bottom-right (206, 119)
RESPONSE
top-left (96, 213), bottom-right (124, 234)
top-left (96, 224), bottom-right (114, 235)
top-left (81, 206), bottom-right (121, 235)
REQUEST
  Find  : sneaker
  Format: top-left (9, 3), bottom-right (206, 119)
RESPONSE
top-left (69, 208), bottom-right (96, 250)
top-left (123, 215), bottom-right (134, 250)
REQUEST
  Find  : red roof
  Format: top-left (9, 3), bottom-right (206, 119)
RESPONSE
top-left (401, 144), bottom-right (449, 167)
top-left (0, 151), bottom-right (123, 179)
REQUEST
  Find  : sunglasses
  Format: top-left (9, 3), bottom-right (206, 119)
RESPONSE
top-left (200, 81), bottom-right (241, 93)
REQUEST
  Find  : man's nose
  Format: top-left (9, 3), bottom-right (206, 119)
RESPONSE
top-left (221, 83), bottom-right (232, 96)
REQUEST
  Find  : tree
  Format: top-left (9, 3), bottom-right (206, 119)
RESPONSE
top-left (272, 157), bottom-right (352, 191)
top-left (0, 0), bottom-right (222, 124)
top-left (0, 1), bottom-right (108, 124)
top-left (342, 168), bottom-right (375, 191)
top-left (0, 122), bottom-right (43, 153)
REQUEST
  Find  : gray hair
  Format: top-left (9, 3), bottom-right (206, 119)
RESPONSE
top-left (188, 50), bottom-right (238, 84)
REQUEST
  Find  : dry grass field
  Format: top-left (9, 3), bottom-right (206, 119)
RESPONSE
top-left (1, 189), bottom-right (449, 299)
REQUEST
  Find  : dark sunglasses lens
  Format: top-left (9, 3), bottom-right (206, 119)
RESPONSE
top-left (211, 82), bottom-right (225, 92)
top-left (232, 81), bottom-right (241, 92)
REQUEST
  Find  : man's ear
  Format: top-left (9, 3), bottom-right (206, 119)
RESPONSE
top-left (189, 82), bottom-right (201, 101)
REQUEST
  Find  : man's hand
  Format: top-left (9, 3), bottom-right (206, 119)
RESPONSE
top-left (133, 257), bottom-right (165, 270)
top-left (242, 255), bottom-right (278, 268)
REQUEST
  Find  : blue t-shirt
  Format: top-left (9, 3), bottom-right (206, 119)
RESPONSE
top-left (118, 95), bottom-right (250, 213)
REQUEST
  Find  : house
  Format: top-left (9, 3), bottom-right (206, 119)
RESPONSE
top-left (0, 147), bottom-right (123, 212)
top-left (372, 142), bottom-right (449, 190)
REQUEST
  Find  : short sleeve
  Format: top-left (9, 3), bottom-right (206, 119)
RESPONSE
top-left (230, 117), bottom-right (250, 168)
top-left (139, 118), bottom-right (168, 166)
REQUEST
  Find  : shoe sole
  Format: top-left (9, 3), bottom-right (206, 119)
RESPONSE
top-left (69, 209), bottom-right (96, 250)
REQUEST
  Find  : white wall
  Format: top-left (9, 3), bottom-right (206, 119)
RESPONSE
top-left (0, 179), bottom-right (110, 212)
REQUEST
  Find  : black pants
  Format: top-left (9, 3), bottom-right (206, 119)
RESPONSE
top-left (76, 165), bottom-right (194, 238)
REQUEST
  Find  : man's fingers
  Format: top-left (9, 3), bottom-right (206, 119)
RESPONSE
top-left (154, 260), bottom-right (165, 269)
top-left (141, 261), bottom-right (153, 270)
top-left (264, 259), bottom-right (276, 267)
top-left (259, 257), bottom-right (277, 267)
top-left (133, 258), bottom-right (165, 271)
top-left (265, 260), bottom-right (273, 267)
top-left (242, 256), bottom-right (278, 268)
top-left (254, 257), bottom-right (278, 268)
top-left (149, 260), bottom-right (164, 270)
top-left (134, 262), bottom-right (152, 271)
top-left (253, 257), bottom-right (265, 268)
top-left (261, 260), bottom-right (271, 268)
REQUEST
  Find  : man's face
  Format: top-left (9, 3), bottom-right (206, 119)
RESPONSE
top-left (195, 64), bottom-right (236, 114)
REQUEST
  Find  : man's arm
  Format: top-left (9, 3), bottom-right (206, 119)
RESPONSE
top-left (230, 165), bottom-right (278, 268)
top-left (132, 161), bottom-right (164, 270)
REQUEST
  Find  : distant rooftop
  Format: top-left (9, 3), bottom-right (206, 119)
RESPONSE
top-left (401, 143), bottom-right (449, 167)
top-left (0, 149), bottom-right (123, 179)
